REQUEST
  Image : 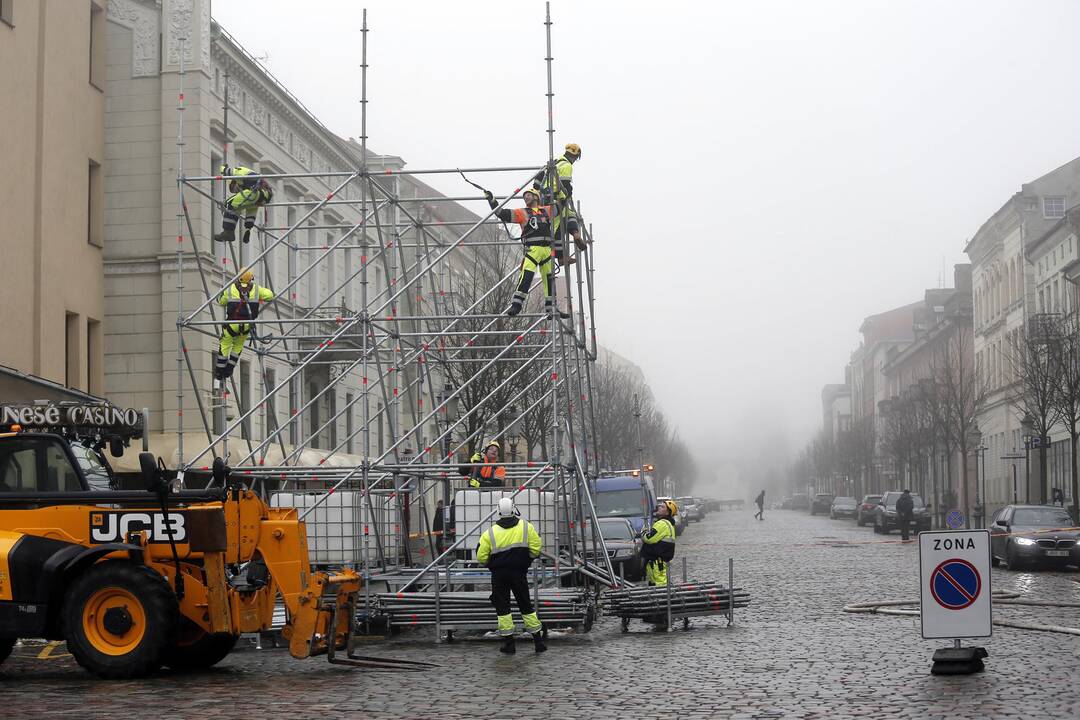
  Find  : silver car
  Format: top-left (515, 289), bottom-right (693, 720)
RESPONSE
top-left (990, 505), bottom-right (1079, 570)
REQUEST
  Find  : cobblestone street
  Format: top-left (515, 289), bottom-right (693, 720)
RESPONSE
top-left (3, 509), bottom-right (1079, 719)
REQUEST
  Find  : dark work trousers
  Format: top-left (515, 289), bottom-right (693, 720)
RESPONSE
top-left (489, 569), bottom-right (535, 617)
top-left (899, 514), bottom-right (913, 541)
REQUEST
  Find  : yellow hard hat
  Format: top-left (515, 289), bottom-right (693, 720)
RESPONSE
top-left (522, 186), bottom-right (540, 201)
top-left (664, 500), bottom-right (679, 517)
top-left (484, 440), bottom-right (500, 452)
top-left (564, 143), bottom-right (581, 157)
top-left (237, 268), bottom-right (254, 285)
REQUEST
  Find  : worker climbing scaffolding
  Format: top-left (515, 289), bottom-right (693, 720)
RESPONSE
top-left (215, 267), bottom-right (273, 381)
top-left (458, 440), bottom-right (507, 488)
top-left (535, 143), bottom-right (586, 257)
top-left (485, 185), bottom-right (570, 318)
top-left (213, 164), bottom-right (274, 244)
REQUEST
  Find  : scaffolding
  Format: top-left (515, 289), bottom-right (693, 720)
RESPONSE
top-left (170, 3), bottom-right (620, 614)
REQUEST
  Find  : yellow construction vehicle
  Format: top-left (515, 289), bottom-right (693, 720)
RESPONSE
top-left (0, 415), bottom-right (429, 678)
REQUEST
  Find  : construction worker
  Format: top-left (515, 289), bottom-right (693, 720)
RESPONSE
top-left (213, 164), bottom-right (273, 244)
top-left (457, 440), bottom-right (507, 488)
top-left (485, 187), bottom-right (570, 319)
top-left (534, 143), bottom-right (585, 255)
top-left (476, 497), bottom-right (546, 654)
top-left (640, 499), bottom-right (678, 586)
top-left (215, 268), bottom-right (273, 380)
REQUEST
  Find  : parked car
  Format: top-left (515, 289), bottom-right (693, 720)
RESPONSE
top-left (595, 517), bottom-right (644, 580)
top-left (873, 491), bottom-right (931, 534)
top-left (830, 496), bottom-right (858, 519)
top-left (657, 495), bottom-right (687, 535)
top-left (677, 496), bottom-right (703, 522)
top-left (789, 493), bottom-right (809, 510)
top-left (810, 493), bottom-right (835, 515)
top-left (990, 505), bottom-right (1079, 570)
top-left (856, 494), bottom-right (882, 526)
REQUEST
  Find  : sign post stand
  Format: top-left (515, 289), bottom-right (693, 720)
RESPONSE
top-left (918, 529), bottom-right (992, 675)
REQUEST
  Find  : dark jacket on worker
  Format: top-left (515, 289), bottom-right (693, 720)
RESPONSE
top-left (478, 516), bottom-right (541, 572)
top-left (755, 491), bottom-right (765, 509)
top-left (895, 493), bottom-right (914, 518)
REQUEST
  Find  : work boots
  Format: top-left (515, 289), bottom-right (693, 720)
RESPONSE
top-left (532, 631), bottom-right (547, 653)
top-left (213, 230), bottom-right (234, 243)
top-left (499, 637), bottom-right (516, 655)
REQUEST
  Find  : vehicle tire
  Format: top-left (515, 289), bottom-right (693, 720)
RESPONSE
top-left (0, 638), bottom-right (14, 666)
top-left (62, 561), bottom-right (179, 679)
top-left (1004, 544), bottom-right (1024, 571)
top-left (991, 554), bottom-right (1000, 568)
top-left (162, 618), bottom-right (239, 672)
top-left (872, 519), bottom-right (880, 534)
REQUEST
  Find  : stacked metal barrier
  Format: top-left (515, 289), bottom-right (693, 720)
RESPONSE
top-left (373, 590), bottom-right (595, 632)
top-left (605, 581), bottom-right (750, 625)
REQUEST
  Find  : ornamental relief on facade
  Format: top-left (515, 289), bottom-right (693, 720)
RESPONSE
top-left (107, 0), bottom-right (161, 78)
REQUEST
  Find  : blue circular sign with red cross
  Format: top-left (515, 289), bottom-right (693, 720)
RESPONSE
top-left (930, 558), bottom-right (981, 610)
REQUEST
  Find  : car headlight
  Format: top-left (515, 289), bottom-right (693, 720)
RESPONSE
top-left (1015, 537), bottom-right (1037, 546)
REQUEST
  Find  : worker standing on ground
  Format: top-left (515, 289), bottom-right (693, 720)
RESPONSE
top-left (896, 489), bottom-right (915, 542)
top-left (457, 440), bottom-right (507, 488)
top-left (215, 268), bottom-right (273, 380)
top-left (640, 500), bottom-right (678, 586)
top-left (485, 187), bottom-right (571, 318)
top-left (754, 490), bottom-right (765, 521)
top-left (534, 143), bottom-right (586, 260)
top-left (213, 164), bottom-right (273, 244)
top-left (476, 497), bottom-right (546, 654)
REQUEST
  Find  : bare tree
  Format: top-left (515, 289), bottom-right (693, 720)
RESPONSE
top-left (1010, 323), bottom-right (1060, 505)
top-left (934, 329), bottom-right (984, 529)
top-left (1051, 314), bottom-right (1080, 521)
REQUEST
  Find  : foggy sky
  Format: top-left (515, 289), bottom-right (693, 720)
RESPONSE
top-left (212, 0), bottom-right (1080, 487)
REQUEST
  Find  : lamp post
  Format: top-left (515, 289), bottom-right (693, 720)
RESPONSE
top-left (966, 423), bottom-right (983, 530)
top-left (439, 384), bottom-right (459, 506)
top-left (506, 404), bottom-right (522, 464)
top-left (1021, 414), bottom-right (1035, 505)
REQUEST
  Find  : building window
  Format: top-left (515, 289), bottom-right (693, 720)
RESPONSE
top-left (264, 367), bottom-right (276, 439)
top-left (328, 390), bottom-right (337, 449)
top-left (88, 159), bottom-right (103, 247)
top-left (346, 393), bottom-right (355, 454)
top-left (326, 233), bottom-right (336, 303)
top-left (87, 318), bottom-right (101, 395)
top-left (65, 313), bottom-right (79, 389)
top-left (1, 0), bottom-right (13, 27)
top-left (308, 382), bottom-right (320, 450)
top-left (239, 360), bottom-right (251, 440)
top-left (89, 1), bottom-right (105, 89)
top-left (289, 377), bottom-right (299, 445)
top-left (1044, 196), bottom-right (1065, 219)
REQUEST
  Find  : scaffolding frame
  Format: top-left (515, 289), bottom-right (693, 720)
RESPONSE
top-left (172, 4), bottom-right (619, 600)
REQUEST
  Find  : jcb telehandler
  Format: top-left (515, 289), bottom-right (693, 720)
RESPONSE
top-left (0, 425), bottom-right (428, 678)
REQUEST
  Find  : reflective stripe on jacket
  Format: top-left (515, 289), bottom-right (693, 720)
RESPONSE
top-left (218, 283), bottom-right (274, 335)
top-left (476, 517), bottom-right (542, 571)
top-left (641, 517), bottom-right (676, 563)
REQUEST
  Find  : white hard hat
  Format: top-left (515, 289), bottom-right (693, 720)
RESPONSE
top-left (497, 497), bottom-right (519, 518)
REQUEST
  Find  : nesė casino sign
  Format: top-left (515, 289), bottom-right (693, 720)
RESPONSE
top-left (0, 403), bottom-right (142, 429)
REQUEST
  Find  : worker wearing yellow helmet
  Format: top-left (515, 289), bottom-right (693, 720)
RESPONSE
top-left (639, 499), bottom-right (677, 586)
top-left (214, 268), bottom-right (274, 381)
top-left (532, 142), bottom-right (584, 258)
top-left (457, 439), bottom-right (507, 488)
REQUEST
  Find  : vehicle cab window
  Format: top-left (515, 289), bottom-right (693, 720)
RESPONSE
top-left (0, 436), bottom-right (84, 493)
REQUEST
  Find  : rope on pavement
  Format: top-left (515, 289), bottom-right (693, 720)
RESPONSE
top-left (843, 591), bottom-right (1080, 636)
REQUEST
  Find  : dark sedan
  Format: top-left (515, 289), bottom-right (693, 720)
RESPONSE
top-left (990, 505), bottom-right (1079, 571)
top-left (595, 517), bottom-right (644, 580)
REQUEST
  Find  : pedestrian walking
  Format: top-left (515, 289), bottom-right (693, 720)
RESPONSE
top-left (754, 490), bottom-right (765, 521)
top-left (476, 497), bottom-right (546, 654)
top-left (896, 488), bottom-right (915, 542)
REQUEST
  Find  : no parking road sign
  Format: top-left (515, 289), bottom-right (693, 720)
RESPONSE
top-left (919, 530), bottom-right (992, 639)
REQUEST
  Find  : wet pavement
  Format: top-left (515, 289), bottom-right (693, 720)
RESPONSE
top-left (3, 509), bottom-right (1079, 719)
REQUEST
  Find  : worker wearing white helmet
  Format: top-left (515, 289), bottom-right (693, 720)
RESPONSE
top-left (476, 497), bottom-right (545, 654)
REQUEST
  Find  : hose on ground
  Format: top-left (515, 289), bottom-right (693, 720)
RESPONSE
top-left (843, 591), bottom-right (1080, 636)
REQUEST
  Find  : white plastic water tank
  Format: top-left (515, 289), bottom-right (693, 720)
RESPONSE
top-left (271, 490), bottom-right (399, 565)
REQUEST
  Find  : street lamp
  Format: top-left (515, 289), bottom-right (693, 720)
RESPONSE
top-left (1021, 414), bottom-right (1035, 505)
top-left (966, 423), bottom-right (983, 529)
top-left (506, 404), bottom-right (523, 464)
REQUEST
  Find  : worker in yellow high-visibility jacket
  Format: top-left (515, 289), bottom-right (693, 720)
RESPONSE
top-left (215, 268), bottom-right (273, 380)
top-left (213, 165), bottom-right (273, 244)
top-left (476, 497), bottom-right (546, 654)
top-left (640, 499), bottom-right (677, 586)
